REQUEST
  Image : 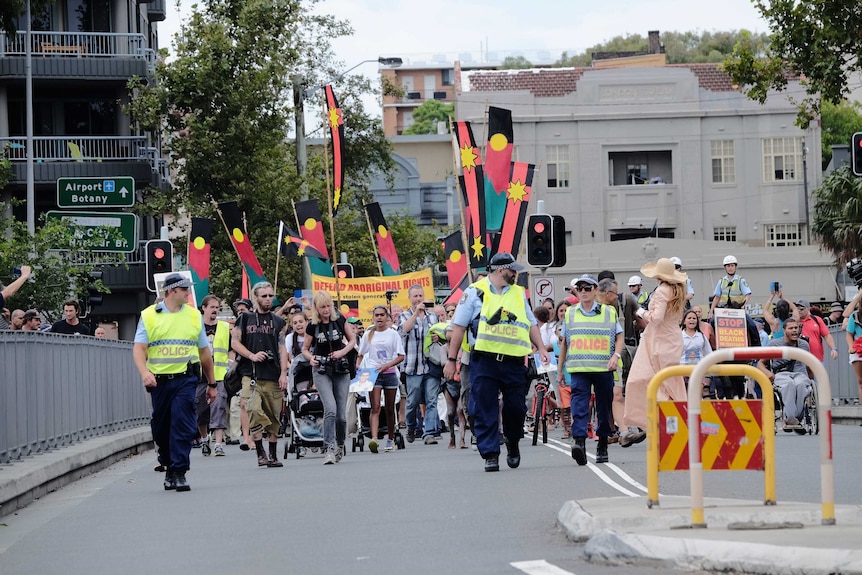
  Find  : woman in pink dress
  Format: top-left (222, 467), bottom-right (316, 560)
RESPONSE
top-left (620, 258), bottom-right (688, 447)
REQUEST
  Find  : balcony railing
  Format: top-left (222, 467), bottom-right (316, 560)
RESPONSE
top-left (1, 31), bottom-right (147, 59)
top-left (0, 136), bottom-right (149, 162)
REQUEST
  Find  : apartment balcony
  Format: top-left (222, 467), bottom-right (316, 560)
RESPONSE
top-left (0, 136), bottom-right (168, 187)
top-left (0, 31), bottom-right (155, 81)
top-left (605, 183), bottom-right (679, 231)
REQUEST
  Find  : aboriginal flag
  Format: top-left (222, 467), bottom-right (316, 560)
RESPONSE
top-left (365, 202), bottom-right (401, 276)
top-left (441, 231), bottom-right (468, 292)
top-left (453, 121), bottom-right (487, 268)
top-left (443, 272), bottom-right (471, 306)
top-left (278, 220), bottom-right (326, 260)
top-left (483, 106), bottom-right (513, 232)
top-left (216, 201), bottom-right (269, 289)
top-left (294, 199), bottom-right (334, 278)
top-left (187, 217), bottom-right (213, 308)
top-left (324, 85), bottom-right (345, 216)
top-left (493, 162), bottom-right (535, 256)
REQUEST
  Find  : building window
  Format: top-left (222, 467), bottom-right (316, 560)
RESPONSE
top-left (762, 137), bottom-right (801, 182)
top-left (765, 223), bottom-right (802, 247)
top-left (66, 0), bottom-right (112, 32)
top-left (401, 111), bottom-right (414, 133)
top-left (442, 69), bottom-right (454, 86)
top-left (711, 140), bottom-right (735, 183)
top-left (64, 100), bottom-right (116, 135)
top-left (713, 226), bottom-right (737, 242)
top-left (546, 145), bottom-right (570, 188)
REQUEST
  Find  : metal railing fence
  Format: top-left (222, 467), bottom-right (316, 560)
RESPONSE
top-left (1, 31), bottom-right (146, 58)
top-left (0, 136), bottom-right (148, 162)
top-left (0, 332), bottom-right (150, 465)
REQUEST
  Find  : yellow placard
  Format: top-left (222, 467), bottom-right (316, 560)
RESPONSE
top-left (311, 269), bottom-right (435, 325)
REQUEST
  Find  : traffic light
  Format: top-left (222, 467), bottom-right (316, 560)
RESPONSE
top-left (145, 240), bottom-right (173, 292)
top-left (527, 214), bottom-right (553, 267)
top-left (853, 132), bottom-right (862, 176)
top-left (335, 263), bottom-right (354, 279)
top-left (551, 215), bottom-right (567, 268)
top-left (87, 269), bottom-right (103, 308)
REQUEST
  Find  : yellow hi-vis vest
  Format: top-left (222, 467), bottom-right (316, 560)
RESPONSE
top-left (212, 320), bottom-right (230, 381)
top-left (718, 276), bottom-right (746, 307)
top-left (141, 304), bottom-right (202, 375)
top-left (564, 304), bottom-right (617, 372)
top-left (472, 277), bottom-right (531, 357)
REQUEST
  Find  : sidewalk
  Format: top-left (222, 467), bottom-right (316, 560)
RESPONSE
top-left (558, 495), bottom-right (862, 574)
top-left (0, 428), bottom-right (152, 518)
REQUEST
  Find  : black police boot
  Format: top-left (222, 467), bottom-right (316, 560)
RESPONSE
top-left (571, 437), bottom-right (587, 466)
top-left (484, 455), bottom-right (500, 472)
top-left (596, 436), bottom-right (609, 464)
top-left (506, 439), bottom-right (521, 469)
top-left (163, 470), bottom-right (177, 490)
top-left (174, 471), bottom-right (190, 492)
top-left (267, 442), bottom-right (283, 468)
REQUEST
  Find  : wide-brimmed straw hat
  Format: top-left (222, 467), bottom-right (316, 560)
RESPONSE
top-left (640, 258), bottom-right (688, 284)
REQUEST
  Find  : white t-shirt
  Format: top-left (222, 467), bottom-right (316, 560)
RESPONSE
top-left (358, 327), bottom-right (405, 374)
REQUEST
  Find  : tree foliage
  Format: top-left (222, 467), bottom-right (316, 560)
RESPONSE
top-left (723, 0), bottom-right (862, 128)
top-left (819, 100), bottom-right (862, 169)
top-left (127, 0), bottom-right (442, 302)
top-left (811, 165), bottom-right (862, 265)
top-left (500, 55), bottom-right (533, 70)
top-left (402, 100), bottom-right (454, 135)
top-left (0, 0), bottom-right (54, 36)
top-left (554, 30), bottom-right (769, 67)
top-left (0, 213), bottom-right (114, 320)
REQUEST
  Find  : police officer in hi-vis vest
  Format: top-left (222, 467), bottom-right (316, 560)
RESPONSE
top-left (559, 274), bottom-right (623, 466)
top-left (444, 253), bottom-right (550, 472)
top-left (134, 274), bottom-right (216, 492)
top-left (708, 254), bottom-right (751, 319)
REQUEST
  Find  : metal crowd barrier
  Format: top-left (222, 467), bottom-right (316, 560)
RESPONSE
top-left (0, 332), bottom-right (150, 465)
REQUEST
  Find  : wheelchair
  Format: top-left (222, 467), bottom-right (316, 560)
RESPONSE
top-left (770, 370), bottom-right (818, 435)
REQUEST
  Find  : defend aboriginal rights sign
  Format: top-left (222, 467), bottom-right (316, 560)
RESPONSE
top-left (311, 269), bottom-right (435, 326)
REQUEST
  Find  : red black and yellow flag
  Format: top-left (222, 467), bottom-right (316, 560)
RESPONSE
top-left (324, 85), bottom-right (346, 216)
top-left (453, 121), bottom-right (487, 268)
top-left (483, 106), bottom-right (514, 232)
top-left (365, 202), bottom-right (401, 276)
top-left (216, 201), bottom-right (269, 290)
top-left (278, 220), bottom-right (326, 260)
top-left (443, 272), bottom-right (471, 306)
top-left (187, 217), bottom-right (213, 308)
top-left (441, 231), bottom-right (468, 293)
top-left (493, 162), bottom-right (535, 256)
top-left (294, 199), bottom-right (334, 278)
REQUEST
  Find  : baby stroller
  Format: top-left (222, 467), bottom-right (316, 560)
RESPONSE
top-left (351, 389), bottom-right (405, 452)
top-left (284, 356), bottom-right (326, 459)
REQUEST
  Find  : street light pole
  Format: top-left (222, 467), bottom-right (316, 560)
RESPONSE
top-left (25, 0), bottom-right (35, 235)
top-left (802, 138), bottom-right (809, 244)
top-left (293, 57), bottom-right (402, 291)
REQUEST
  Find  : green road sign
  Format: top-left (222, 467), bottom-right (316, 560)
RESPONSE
top-left (46, 211), bottom-right (138, 253)
top-left (57, 177), bottom-right (135, 208)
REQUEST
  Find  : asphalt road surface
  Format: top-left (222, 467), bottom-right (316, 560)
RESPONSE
top-left (0, 422), bottom-right (858, 575)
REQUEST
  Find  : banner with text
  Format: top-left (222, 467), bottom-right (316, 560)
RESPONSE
top-left (311, 269), bottom-right (434, 325)
top-left (714, 308), bottom-right (749, 349)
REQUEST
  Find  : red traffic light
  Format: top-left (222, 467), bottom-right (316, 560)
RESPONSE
top-left (533, 221), bottom-right (546, 233)
top-left (153, 248), bottom-right (165, 259)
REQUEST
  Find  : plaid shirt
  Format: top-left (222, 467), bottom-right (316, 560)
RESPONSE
top-left (396, 308), bottom-right (439, 375)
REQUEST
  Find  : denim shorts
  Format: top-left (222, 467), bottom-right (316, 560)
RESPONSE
top-left (375, 372), bottom-right (400, 390)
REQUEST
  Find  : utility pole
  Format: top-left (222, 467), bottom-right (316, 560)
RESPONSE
top-left (25, 0), bottom-right (35, 235)
top-left (802, 138), bottom-right (810, 245)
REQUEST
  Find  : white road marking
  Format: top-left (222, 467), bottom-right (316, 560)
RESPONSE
top-left (511, 559), bottom-right (575, 575)
top-left (545, 438), bottom-right (649, 496)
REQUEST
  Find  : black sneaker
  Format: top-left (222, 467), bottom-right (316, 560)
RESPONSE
top-left (406, 429), bottom-right (415, 443)
top-left (571, 438), bottom-right (587, 466)
top-left (596, 437), bottom-right (609, 464)
top-left (174, 472), bottom-right (190, 492)
top-left (201, 442), bottom-right (211, 457)
top-left (163, 470), bottom-right (176, 490)
top-left (484, 455), bottom-right (500, 472)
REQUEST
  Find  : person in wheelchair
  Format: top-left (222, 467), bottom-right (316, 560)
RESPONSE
top-left (756, 318), bottom-right (812, 432)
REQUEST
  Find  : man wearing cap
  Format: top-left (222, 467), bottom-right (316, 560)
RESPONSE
top-left (796, 299), bottom-right (838, 362)
top-left (133, 273), bottom-right (216, 492)
top-left (627, 275), bottom-right (648, 306)
top-left (20, 309), bottom-right (41, 331)
top-left (444, 252), bottom-right (549, 472)
top-left (826, 302), bottom-right (844, 327)
top-left (671, 257), bottom-right (695, 307)
top-left (709, 255), bottom-right (751, 319)
top-left (559, 274), bottom-right (623, 465)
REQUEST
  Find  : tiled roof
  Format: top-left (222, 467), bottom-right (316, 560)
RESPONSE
top-left (468, 63), bottom-right (740, 96)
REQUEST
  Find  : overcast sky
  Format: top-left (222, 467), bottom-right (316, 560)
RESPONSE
top-left (157, 0), bottom-right (769, 113)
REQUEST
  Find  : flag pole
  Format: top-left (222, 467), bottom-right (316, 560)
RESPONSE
top-left (322, 96), bottom-right (342, 308)
top-left (450, 117), bottom-right (474, 283)
top-left (274, 221), bottom-right (282, 300)
top-left (364, 207), bottom-right (384, 276)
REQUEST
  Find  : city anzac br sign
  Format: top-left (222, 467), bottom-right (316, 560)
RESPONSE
top-left (57, 177), bottom-right (135, 208)
top-left (46, 211), bottom-right (138, 253)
